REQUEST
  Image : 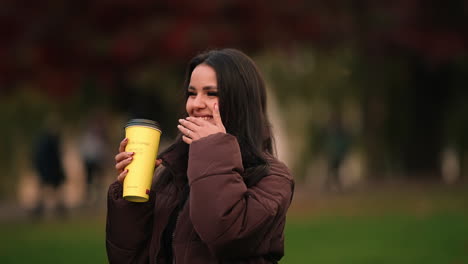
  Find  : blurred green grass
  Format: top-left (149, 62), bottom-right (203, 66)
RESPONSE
top-left (1, 184), bottom-right (467, 264)
top-left (0, 216), bottom-right (107, 263)
top-left (283, 213), bottom-right (468, 264)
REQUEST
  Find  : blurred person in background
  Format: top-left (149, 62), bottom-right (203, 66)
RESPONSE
top-left (322, 110), bottom-right (352, 192)
top-left (31, 114), bottom-right (67, 218)
top-left (80, 112), bottom-right (110, 206)
top-left (107, 48), bottom-right (294, 263)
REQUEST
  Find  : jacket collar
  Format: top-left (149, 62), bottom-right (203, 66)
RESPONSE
top-left (158, 137), bottom-right (189, 182)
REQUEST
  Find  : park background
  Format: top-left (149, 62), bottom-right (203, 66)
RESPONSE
top-left (1, 1), bottom-right (467, 263)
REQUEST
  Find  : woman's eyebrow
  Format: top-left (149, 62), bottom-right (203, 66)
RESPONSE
top-left (188, 85), bottom-right (217, 91)
top-left (203, 86), bottom-right (217, 91)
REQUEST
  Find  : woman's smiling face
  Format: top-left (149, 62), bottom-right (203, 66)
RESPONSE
top-left (186, 64), bottom-right (219, 124)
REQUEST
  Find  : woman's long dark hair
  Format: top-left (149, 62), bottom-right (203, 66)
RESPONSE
top-left (157, 48), bottom-right (275, 188)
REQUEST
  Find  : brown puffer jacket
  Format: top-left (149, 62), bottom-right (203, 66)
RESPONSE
top-left (106, 133), bottom-right (294, 264)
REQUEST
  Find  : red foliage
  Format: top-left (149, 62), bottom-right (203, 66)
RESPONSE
top-left (1, 0), bottom-right (466, 97)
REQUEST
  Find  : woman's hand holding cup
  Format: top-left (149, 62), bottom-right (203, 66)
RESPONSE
top-left (115, 138), bottom-right (162, 183)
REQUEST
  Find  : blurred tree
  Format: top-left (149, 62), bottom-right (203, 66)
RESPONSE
top-left (1, 0), bottom-right (467, 183)
top-left (352, 0), bottom-right (467, 180)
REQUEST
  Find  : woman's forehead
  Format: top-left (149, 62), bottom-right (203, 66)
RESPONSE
top-left (189, 64), bottom-right (217, 87)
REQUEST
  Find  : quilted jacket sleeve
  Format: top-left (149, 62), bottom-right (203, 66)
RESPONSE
top-left (187, 133), bottom-right (294, 257)
top-left (106, 181), bottom-right (155, 263)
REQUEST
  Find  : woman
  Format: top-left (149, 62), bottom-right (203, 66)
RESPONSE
top-left (107, 48), bottom-right (294, 264)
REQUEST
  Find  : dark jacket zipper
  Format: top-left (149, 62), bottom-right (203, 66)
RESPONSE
top-left (158, 185), bottom-right (188, 264)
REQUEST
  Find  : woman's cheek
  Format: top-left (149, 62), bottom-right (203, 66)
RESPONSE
top-left (211, 98), bottom-right (220, 108)
top-left (185, 98), bottom-right (193, 113)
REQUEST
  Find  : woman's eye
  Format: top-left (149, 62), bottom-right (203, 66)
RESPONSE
top-left (207, 92), bottom-right (218, 97)
top-left (187, 92), bottom-right (196, 97)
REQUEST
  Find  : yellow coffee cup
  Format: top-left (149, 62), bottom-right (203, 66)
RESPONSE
top-left (123, 119), bottom-right (162, 202)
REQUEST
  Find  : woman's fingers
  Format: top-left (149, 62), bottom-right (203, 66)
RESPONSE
top-left (178, 118), bottom-right (201, 130)
top-left (115, 151), bottom-right (134, 163)
top-left (115, 156), bottom-right (133, 172)
top-left (182, 135), bottom-right (192, 144)
top-left (184, 117), bottom-right (204, 126)
top-left (117, 169), bottom-right (128, 183)
top-left (178, 124), bottom-right (196, 140)
top-left (116, 138), bottom-right (132, 173)
top-left (155, 159), bottom-right (163, 167)
top-left (178, 113), bottom-right (227, 143)
top-left (119, 138), bottom-right (128, 153)
top-left (116, 138), bottom-right (132, 182)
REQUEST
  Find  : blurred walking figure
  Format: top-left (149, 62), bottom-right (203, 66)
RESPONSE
top-left (323, 110), bottom-right (351, 192)
top-left (80, 113), bottom-right (109, 206)
top-left (32, 115), bottom-right (66, 218)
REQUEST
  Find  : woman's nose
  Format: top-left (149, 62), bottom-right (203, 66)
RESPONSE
top-left (193, 95), bottom-right (206, 108)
